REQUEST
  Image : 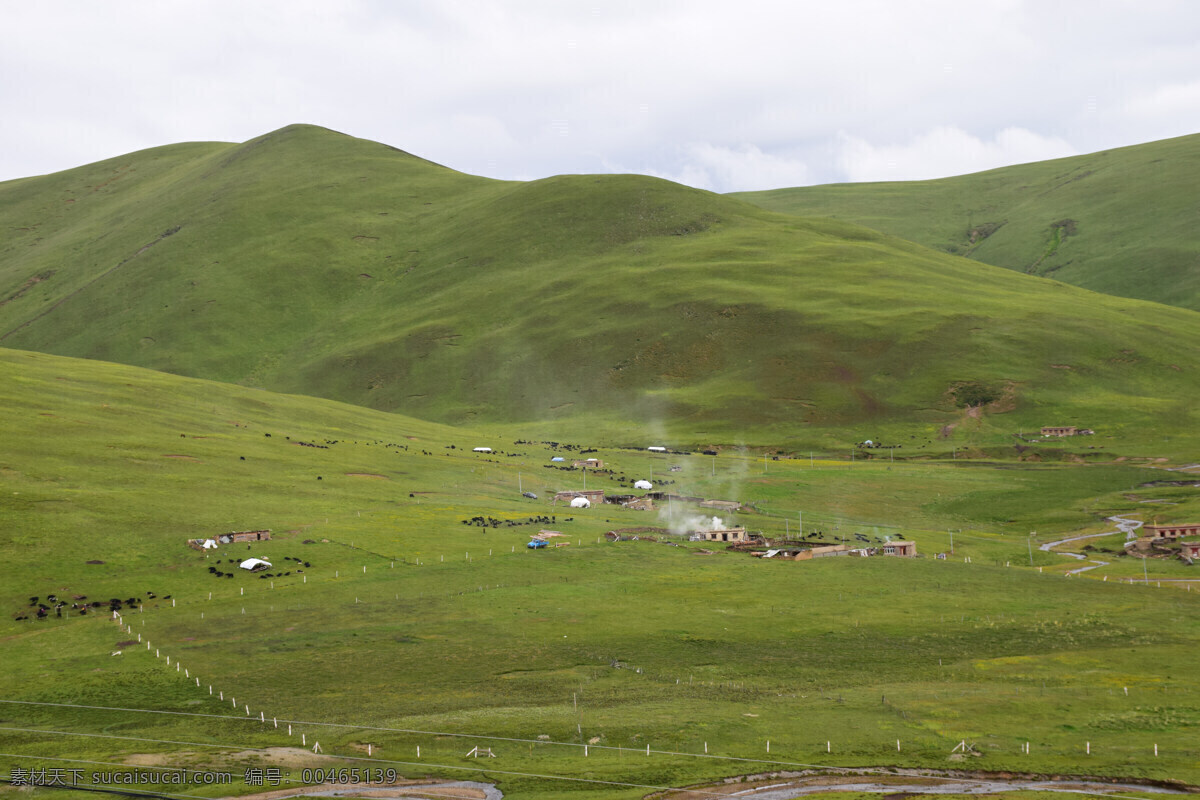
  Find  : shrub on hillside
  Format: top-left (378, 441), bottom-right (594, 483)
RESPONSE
top-left (950, 381), bottom-right (999, 408)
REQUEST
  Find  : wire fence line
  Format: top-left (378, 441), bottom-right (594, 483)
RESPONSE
top-left (0, 750), bottom-right (508, 800)
top-left (0, 733), bottom-right (1171, 800)
top-left (0, 717), bottom-right (1181, 800)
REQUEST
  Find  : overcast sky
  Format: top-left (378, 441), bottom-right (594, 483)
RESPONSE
top-left (4, 1), bottom-right (1199, 192)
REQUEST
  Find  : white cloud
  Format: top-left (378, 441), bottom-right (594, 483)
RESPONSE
top-left (836, 126), bottom-right (1080, 183)
top-left (0, 1), bottom-right (1198, 188)
top-left (636, 143), bottom-right (812, 193)
top-left (1124, 79), bottom-right (1200, 118)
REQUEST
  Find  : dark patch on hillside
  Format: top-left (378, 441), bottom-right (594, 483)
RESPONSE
top-left (0, 270), bottom-right (55, 309)
top-left (0, 226), bottom-right (182, 342)
top-left (948, 381), bottom-right (1000, 409)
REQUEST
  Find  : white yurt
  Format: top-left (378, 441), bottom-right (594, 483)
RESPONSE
top-left (569, 496), bottom-right (591, 508)
top-left (634, 480), bottom-right (653, 490)
top-left (473, 447), bottom-right (492, 453)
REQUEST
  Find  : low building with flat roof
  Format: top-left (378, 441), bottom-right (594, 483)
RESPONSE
top-left (1145, 523), bottom-right (1200, 540)
top-left (795, 544), bottom-right (849, 560)
top-left (692, 527), bottom-right (749, 543)
top-left (1041, 426), bottom-right (1078, 437)
top-left (218, 530), bottom-right (271, 544)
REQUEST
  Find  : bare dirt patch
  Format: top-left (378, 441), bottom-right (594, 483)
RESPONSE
top-left (123, 752), bottom-right (191, 766)
top-left (225, 746), bottom-right (333, 768)
top-left (231, 776), bottom-right (491, 800)
top-left (0, 270), bottom-right (55, 310)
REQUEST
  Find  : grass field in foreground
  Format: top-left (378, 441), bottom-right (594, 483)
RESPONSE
top-left (2, 348), bottom-right (1200, 798)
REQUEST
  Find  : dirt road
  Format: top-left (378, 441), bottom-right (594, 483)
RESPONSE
top-left (1038, 516), bottom-right (1142, 575)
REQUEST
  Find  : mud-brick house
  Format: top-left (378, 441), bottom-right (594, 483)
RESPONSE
top-left (795, 544), bottom-right (850, 560)
top-left (573, 458), bottom-right (604, 469)
top-left (218, 530), bottom-right (271, 544)
top-left (1145, 523), bottom-right (1200, 540)
top-left (622, 497), bottom-right (655, 511)
top-left (880, 541), bottom-right (917, 557)
top-left (553, 490), bottom-right (605, 506)
top-left (692, 527), bottom-right (750, 543)
top-left (699, 499), bottom-right (741, 511)
top-left (1041, 426), bottom-right (1078, 437)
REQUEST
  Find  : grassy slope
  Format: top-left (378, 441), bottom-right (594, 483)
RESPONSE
top-left (1, 125), bottom-right (1199, 449)
top-left (733, 133), bottom-right (1200, 312)
top-left (3, 348), bottom-right (1200, 799)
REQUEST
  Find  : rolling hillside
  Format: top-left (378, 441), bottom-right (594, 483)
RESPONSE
top-left (733, 133), bottom-right (1200, 312)
top-left (2, 124), bottom-right (1199, 445)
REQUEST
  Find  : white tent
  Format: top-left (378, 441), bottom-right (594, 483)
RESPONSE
top-left (647, 446), bottom-right (667, 452)
top-left (550, 457), bottom-right (565, 462)
top-left (201, 539), bottom-right (218, 549)
top-left (473, 447), bottom-right (492, 453)
top-left (239, 558), bottom-right (272, 571)
top-left (569, 497), bottom-right (591, 508)
top-left (634, 480), bottom-right (653, 490)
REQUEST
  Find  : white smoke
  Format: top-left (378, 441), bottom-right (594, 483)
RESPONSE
top-left (658, 507), bottom-right (726, 536)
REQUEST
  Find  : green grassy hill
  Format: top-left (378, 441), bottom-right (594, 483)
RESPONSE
top-left (2, 124), bottom-right (1200, 448)
top-left (4, 346), bottom-right (1200, 798)
top-left (733, 133), bottom-right (1200, 312)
